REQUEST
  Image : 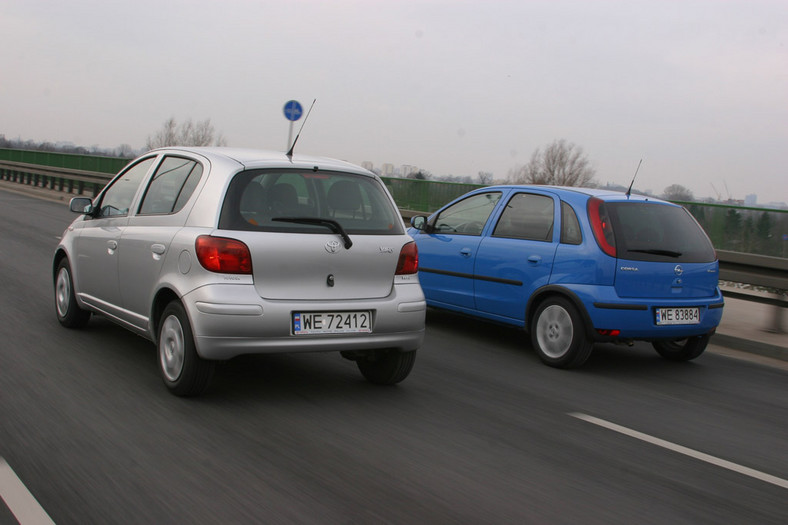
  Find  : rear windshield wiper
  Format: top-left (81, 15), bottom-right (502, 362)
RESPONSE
top-left (272, 217), bottom-right (353, 249)
top-left (627, 248), bottom-right (682, 258)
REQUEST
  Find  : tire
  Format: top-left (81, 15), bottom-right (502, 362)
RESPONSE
top-left (55, 258), bottom-right (91, 328)
top-left (531, 297), bottom-right (593, 369)
top-left (158, 301), bottom-right (215, 396)
top-left (357, 350), bottom-right (416, 385)
top-left (652, 334), bottom-right (710, 361)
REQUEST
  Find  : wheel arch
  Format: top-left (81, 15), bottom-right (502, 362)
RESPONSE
top-left (150, 287), bottom-right (181, 342)
top-left (52, 249), bottom-right (68, 282)
top-left (525, 285), bottom-right (595, 340)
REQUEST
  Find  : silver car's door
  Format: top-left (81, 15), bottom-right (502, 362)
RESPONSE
top-left (117, 156), bottom-right (205, 332)
top-left (73, 216), bottom-right (127, 315)
top-left (73, 157), bottom-right (156, 318)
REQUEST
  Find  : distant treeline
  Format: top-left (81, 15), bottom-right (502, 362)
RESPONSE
top-left (0, 135), bottom-right (136, 159)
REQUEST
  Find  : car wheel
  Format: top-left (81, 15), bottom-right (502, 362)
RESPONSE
top-left (531, 297), bottom-right (592, 368)
top-left (158, 301), bottom-right (215, 396)
top-left (357, 350), bottom-right (416, 385)
top-left (652, 334), bottom-right (710, 361)
top-left (55, 258), bottom-right (91, 328)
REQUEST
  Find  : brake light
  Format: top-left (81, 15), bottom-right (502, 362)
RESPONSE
top-left (195, 236), bottom-right (252, 274)
top-left (395, 242), bottom-right (419, 275)
top-left (588, 197), bottom-right (616, 258)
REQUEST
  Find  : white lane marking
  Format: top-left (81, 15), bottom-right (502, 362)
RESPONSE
top-left (569, 413), bottom-right (788, 490)
top-left (0, 458), bottom-right (55, 524)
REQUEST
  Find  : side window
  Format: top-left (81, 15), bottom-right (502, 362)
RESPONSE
top-left (560, 201), bottom-right (582, 245)
top-left (492, 193), bottom-right (554, 241)
top-left (433, 192), bottom-right (502, 235)
top-left (139, 157), bottom-right (203, 215)
top-left (97, 158), bottom-right (155, 218)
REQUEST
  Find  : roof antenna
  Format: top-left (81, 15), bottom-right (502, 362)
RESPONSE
top-left (626, 159), bottom-right (643, 198)
top-left (286, 98), bottom-right (316, 157)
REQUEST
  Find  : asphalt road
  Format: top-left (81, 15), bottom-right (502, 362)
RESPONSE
top-left (1, 190), bottom-right (786, 524)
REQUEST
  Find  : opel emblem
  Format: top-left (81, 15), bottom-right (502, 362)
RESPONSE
top-left (325, 240), bottom-right (341, 254)
top-left (674, 265), bottom-right (683, 276)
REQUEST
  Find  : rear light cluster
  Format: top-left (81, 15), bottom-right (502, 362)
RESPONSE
top-left (587, 197), bottom-right (616, 258)
top-left (396, 242), bottom-right (419, 275)
top-left (195, 235), bottom-right (252, 274)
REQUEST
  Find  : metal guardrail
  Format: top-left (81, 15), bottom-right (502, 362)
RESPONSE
top-left (718, 250), bottom-right (788, 292)
top-left (0, 160), bottom-right (111, 197)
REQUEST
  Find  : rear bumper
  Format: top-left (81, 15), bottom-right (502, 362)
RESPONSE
top-left (182, 283), bottom-right (426, 360)
top-left (571, 285), bottom-right (725, 340)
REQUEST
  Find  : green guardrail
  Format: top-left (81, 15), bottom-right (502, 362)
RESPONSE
top-left (2, 148), bottom-right (786, 257)
top-left (0, 148), bottom-right (129, 174)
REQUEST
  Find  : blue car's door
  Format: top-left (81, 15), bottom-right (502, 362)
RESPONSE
top-left (414, 191), bottom-right (503, 310)
top-left (473, 191), bottom-right (559, 323)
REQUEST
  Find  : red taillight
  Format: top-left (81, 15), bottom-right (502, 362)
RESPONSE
top-left (396, 242), bottom-right (419, 275)
top-left (195, 236), bottom-right (252, 274)
top-left (588, 197), bottom-right (616, 258)
top-left (597, 329), bottom-right (621, 337)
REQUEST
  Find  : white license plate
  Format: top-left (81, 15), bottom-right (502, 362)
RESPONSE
top-left (293, 311), bottom-right (372, 335)
top-left (656, 307), bottom-right (700, 325)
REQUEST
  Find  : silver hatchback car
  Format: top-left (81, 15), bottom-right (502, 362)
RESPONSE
top-left (53, 147), bottom-right (425, 395)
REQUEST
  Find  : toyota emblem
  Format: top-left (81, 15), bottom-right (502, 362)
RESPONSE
top-left (325, 240), bottom-right (341, 254)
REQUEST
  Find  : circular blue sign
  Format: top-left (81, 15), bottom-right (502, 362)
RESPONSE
top-left (283, 100), bottom-right (303, 121)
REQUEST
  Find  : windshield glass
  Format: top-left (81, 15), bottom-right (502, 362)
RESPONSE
top-left (606, 202), bottom-right (716, 263)
top-left (219, 169), bottom-right (404, 235)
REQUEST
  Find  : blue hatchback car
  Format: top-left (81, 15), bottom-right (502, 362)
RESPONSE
top-left (408, 185), bottom-right (724, 368)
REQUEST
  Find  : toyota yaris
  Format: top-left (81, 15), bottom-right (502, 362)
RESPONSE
top-left (54, 147), bottom-right (425, 395)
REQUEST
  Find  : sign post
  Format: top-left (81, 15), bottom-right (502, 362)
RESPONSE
top-left (283, 100), bottom-right (303, 150)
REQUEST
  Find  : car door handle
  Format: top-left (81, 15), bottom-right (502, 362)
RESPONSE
top-left (151, 244), bottom-right (166, 255)
top-left (528, 255), bottom-right (542, 264)
top-left (460, 248), bottom-right (472, 257)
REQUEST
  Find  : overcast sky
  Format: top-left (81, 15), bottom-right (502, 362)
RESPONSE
top-left (2, 0), bottom-right (786, 204)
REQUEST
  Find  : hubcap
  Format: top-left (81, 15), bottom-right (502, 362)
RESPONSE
top-left (56, 267), bottom-right (71, 317)
top-left (160, 314), bottom-right (185, 382)
top-left (536, 305), bottom-right (573, 358)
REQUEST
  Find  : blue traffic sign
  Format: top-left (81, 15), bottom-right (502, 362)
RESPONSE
top-left (283, 100), bottom-right (303, 121)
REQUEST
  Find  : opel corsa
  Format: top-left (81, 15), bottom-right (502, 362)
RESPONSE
top-left (409, 185), bottom-right (724, 368)
top-left (54, 147), bottom-right (425, 395)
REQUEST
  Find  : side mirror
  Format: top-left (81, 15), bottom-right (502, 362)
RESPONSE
top-left (410, 215), bottom-right (428, 231)
top-left (69, 197), bottom-right (94, 215)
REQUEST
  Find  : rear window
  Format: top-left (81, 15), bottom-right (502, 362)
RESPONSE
top-left (606, 202), bottom-right (716, 263)
top-left (219, 169), bottom-right (404, 235)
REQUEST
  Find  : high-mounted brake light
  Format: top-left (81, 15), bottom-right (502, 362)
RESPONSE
top-left (588, 197), bottom-right (617, 258)
top-left (395, 242), bottom-right (419, 275)
top-left (195, 236), bottom-right (253, 274)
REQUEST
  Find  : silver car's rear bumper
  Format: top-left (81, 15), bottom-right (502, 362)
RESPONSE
top-left (182, 283), bottom-right (426, 360)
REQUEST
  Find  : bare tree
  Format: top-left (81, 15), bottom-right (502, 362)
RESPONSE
top-left (508, 139), bottom-right (596, 186)
top-left (146, 117), bottom-right (226, 150)
top-left (477, 171), bottom-right (493, 185)
top-left (662, 184), bottom-right (694, 202)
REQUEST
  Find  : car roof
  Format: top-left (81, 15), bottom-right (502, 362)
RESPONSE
top-left (150, 146), bottom-right (375, 177)
top-left (481, 185), bottom-right (676, 205)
